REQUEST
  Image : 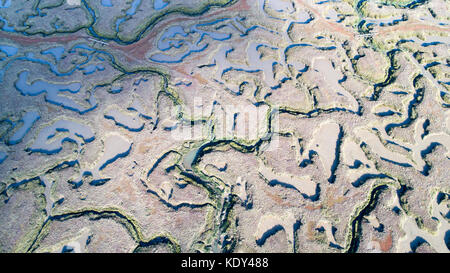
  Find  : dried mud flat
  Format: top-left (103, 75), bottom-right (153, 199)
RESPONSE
top-left (0, 0), bottom-right (449, 253)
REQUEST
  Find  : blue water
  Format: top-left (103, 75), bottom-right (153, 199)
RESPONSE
top-left (1, 43), bottom-right (115, 90)
top-left (115, 18), bottom-right (126, 32)
top-left (212, 43), bottom-right (281, 88)
top-left (98, 137), bottom-right (132, 171)
top-left (154, 0), bottom-right (169, 10)
top-left (6, 48), bottom-right (93, 79)
top-left (0, 15), bottom-right (15, 32)
top-left (81, 64), bottom-right (105, 75)
top-left (42, 46), bottom-right (65, 62)
top-left (422, 41), bottom-right (443, 47)
top-left (127, 0), bottom-right (141, 15)
top-left (364, 16), bottom-right (406, 27)
top-left (150, 16), bottom-right (288, 65)
top-left (152, 19), bottom-right (241, 63)
top-left (194, 28), bottom-right (231, 45)
top-left (110, 86), bottom-right (123, 94)
top-left (71, 134), bottom-right (132, 187)
top-left (15, 71), bottom-right (96, 114)
top-left (133, 78), bottom-right (148, 86)
top-left (157, 26), bottom-right (188, 51)
top-left (71, 44), bottom-right (95, 52)
top-left (104, 109), bottom-right (144, 132)
top-left (175, 81), bottom-right (192, 87)
top-left (0, 44), bottom-right (17, 56)
top-left (0, 0), bottom-right (11, 8)
top-left (128, 100), bottom-right (152, 120)
top-left (16, 71), bottom-right (80, 96)
top-left (101, 0), bottom-right (113, 7)
top-left (150, 43), bottom-right (208, 63)
top-left (0, 151), bottom-right (6, 164)
top-left (8, 111), bottom-right (40, 145)
top-left (30, 120), bottom-right (95, 155)
top-left (316, 0), bottom-right (340, 4)
top-left (115, 0), bottom-right (141, 31)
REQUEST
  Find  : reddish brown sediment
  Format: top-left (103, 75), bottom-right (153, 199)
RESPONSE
top-left (109, 0), bottom-right (250, 61)
top-left (263, 189), bottom-right (298, 207)
top-left (373, 231), bottom-right (393, 252)
top-left (0, 0), bottom-right (249, 62)
top-left (306, 221), bottom-right (317, 240)
top-left (112, 179), bottom-right (138, 202)
top-left (0, 0), bottom-right (449, 254)
top-left (324, 186), bottom-right (348, 208)
top-left (304, 204), bottom-right (322, 211)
